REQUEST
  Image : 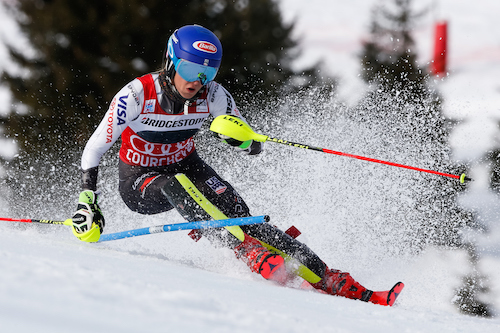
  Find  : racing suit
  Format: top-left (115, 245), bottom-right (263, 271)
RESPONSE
top-left (81, 72), bottom-right (251, 216)
top-left (80, 72), bottom-right (327, 283)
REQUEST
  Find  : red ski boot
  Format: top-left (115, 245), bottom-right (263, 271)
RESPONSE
top-left (234, 234), bottom-right (287, 284)
top-left (310, 268), bottom-right (373, 302)
top-left (309, 268), bottom-right (404, 306)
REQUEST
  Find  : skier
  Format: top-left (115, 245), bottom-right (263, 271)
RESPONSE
top-left (72, 24), bottom-right (403, 306)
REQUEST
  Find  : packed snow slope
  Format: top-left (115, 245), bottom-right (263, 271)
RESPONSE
top-left (1, 224), bottom-right (499, 333)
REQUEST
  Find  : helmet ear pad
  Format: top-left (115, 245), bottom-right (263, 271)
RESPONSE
top-left (160, 36), bottom-right (185, 103)
top-left (164, 52), bottom-right (176, 81)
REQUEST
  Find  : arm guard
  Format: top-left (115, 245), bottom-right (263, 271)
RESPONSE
top-left (81, 166), bottom-right (99, 191)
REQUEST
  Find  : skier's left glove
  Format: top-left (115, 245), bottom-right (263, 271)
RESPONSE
top-left (71, 190), bottom-right (105, 243)
top-left (217, 134), bottom-right (263, 155)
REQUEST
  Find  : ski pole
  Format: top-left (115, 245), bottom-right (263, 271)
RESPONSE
top-left (210, 115), bottom-right (471, 183)
top-left (0, 217), bottom-right (73, 225)
top-left (98, 215), bottom-right (269, 242)
top-left (1, 215), bottom-right (269, 241)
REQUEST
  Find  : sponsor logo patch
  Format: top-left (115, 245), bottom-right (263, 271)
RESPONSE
top-left (144, 99), bottom-right (156, 113)
top-left (149, 226), bottom-right (164, 234)
top-left (73, 216), bottom-right (86, 223)
top-left (192, 41), bottom-right (217, 54)
top-left (206, 176), bottom-right (227, 195)
top-left (120, 134), bottom-right (195, 167)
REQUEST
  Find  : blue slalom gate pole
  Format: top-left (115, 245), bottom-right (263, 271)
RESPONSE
top-left (98, 215), bottom-right (269, 242)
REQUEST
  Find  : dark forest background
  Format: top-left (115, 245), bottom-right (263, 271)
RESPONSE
top-left (1, 0), bottom-right (323, 155)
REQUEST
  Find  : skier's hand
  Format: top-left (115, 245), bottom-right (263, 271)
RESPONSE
top-left (216, 133), bottom-right (263, 155)
top-left (237, 139), bottom-right (263, 155)
top-left (71, 190), bottom-right (105, 242)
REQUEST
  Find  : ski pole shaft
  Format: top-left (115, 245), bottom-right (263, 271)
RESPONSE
top-left (266, 137), bottom-right (471, 183)
top-left (209, 115), bottom-right (471, 183)
top-left (0, 217), bottom-right (72, 225)
top-left (98, 215), bottom-right (270, 242)
top-left (1, 215), bottom-right (269, 241)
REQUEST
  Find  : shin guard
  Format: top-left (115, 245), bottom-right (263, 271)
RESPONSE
top-left (234, 234), bottom-right (287, 284)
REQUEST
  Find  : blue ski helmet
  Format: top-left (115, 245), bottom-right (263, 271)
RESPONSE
top-left (166, 25), bottom-right (222, 85)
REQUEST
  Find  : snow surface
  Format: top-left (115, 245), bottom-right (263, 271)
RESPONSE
top-left (1, 226), bottom-right (499, 333)
top-left (2, 0), bottom-right (500, 332)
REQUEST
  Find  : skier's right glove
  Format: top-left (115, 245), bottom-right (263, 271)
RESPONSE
top-left (71, 190), bottom-right (105, 243)
top-left (216, 133), bottom-right (263, 155)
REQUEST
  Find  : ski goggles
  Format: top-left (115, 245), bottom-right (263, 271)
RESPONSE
top-left (175, 59), bottom-right (218, 85)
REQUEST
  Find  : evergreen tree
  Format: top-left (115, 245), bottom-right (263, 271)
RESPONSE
top-left (358, 0), bottom-right (491, 317)
top-left (452, 243), bottom-right (494, 317)
top-left (360, 0), bottom-right (427, 93)
top-left (358, 0), bottom-right (467, 244)
top-left (358, 0), bottom-right (443, 135)
top-left (1, 0), bottom-right (307, 156)
top-left (487, 147), bottom-right (500, 191)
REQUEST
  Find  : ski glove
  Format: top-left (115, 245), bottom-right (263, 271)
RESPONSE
top-left (71, 190), bottom-right (105, 243)
top-left (217, 134), bottom-right (263, 155)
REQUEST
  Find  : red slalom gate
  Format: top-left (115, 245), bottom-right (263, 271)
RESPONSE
top-left (431, 21), bottom-right (448, 75)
